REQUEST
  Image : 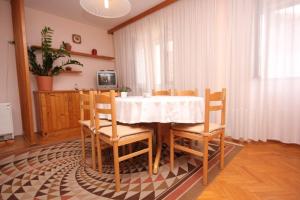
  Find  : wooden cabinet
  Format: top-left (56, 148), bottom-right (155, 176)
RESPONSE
top-left (34, 91), bottom-right (80, 136)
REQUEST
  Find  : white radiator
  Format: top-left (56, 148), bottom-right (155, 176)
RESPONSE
top-left (0, 103), bottom-right (14, 141)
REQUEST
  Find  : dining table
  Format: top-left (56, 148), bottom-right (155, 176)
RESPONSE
top-left (103, 95), bottom-right (205, 174)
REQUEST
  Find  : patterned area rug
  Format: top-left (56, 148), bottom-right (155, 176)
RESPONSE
top-left (0, 140), bottom-right (241, 200)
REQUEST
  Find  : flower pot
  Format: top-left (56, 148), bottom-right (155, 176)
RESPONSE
top-left (36, 76), bottom-right (53, 91)
top-left (120, 92), bottom-right (128, 98)
top-left (91, 49), bottom-right (97, 55)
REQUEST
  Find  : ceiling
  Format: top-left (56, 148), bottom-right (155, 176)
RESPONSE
top-left (24, 0), bottom-right (165, 30)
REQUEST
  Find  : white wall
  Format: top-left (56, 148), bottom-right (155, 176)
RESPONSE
top-left (0, 0), bottom-right (23, 136)
top-left (0, 1), bottom-right (115, 135)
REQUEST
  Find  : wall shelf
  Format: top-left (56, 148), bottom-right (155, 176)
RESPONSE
top-left (61, 71), bottom-right (82, 74)
top-left (31, 45), bottom-right (115, 61)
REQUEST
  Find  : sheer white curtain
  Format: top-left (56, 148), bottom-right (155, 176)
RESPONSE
top-left (114, 0), bottom-right (300, 144)
top-left (248, 0), bottom-right (300, 143)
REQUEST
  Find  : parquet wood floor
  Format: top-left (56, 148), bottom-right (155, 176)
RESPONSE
top-left (198, 141), bottom-right (300, 200)
top-left (0, 129), bottom-right (80, 159)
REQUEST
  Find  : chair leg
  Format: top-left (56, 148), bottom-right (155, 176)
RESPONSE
top-left (91, 133), bottom-right (96, 170)
top-left (203, 136), bottom-right (209, 185)
top-left (113, 143), bottom-right (121, 192)
top-left (170, 129), bottom-right (174, 171)
top-left (96, 134), bottom-right (102, 175)
top-left (148, 135), bottom-right (153, 176)
top-left (80, 127), bottom-right (86, 162)
top-left (220, 130), bottom-right (225, 169)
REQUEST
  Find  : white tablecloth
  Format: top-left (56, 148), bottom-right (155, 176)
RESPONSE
top-left (103, 96), bottom-right (204, 124)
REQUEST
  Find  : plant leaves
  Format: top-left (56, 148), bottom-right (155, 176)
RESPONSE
top-left (28, 26), bottom-right (83, 76)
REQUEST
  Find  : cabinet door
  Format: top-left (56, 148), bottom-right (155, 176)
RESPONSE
top-left (68, 92), bottom-right (80, 128)
top-left (55, 93), bottom-right (70, 130)
top-left (45, 93), bottom-right (69, 132)
top-left (47, 93), bottom-right (58, 132)
top-left (37, 91), bottom-right (81, 135)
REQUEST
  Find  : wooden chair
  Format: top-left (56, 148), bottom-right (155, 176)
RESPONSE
top-left (174, 89), bottom-right (199, 147)
top-left (174, 89), bottom-right (198, 96)
top-left (152, 89), bottom-right (171, 96)
top-left (94, 90), bottom-right (153, 192)
top-left (170, 88), bottom-right (226, 185)
top-left (78, 91), bottom-right (111, 170)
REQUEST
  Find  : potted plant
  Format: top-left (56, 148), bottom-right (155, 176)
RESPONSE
top-left (28, 26), bottom-right (82, 91)
top-left (119, 86), bottom-right (131, 98)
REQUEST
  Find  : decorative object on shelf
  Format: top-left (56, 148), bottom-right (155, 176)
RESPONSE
top-left (63, 42), bottom-right (72, 51)
top-left (80, 0), bottom-right (131, 18)
top-left (91, 49), bottom-right (97, 55)
top-left (65, 66), bottom-right (72, 71)
top-left (74, 83), bottom-right (79, 90)
top-left (119, 86), bottom-right (131, 98)
top-left (28, 27), bottom-right (83, 91)
top-left (72, 34), bottom-right (81, 44)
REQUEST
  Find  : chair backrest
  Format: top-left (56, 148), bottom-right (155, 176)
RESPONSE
top-left (79, 90), bottom-right (95, 124)
top-left (174, 89), bottom-right (198, 96)
top-left (152, 89), bottom-right (171, 96)
top-left (94, 90), bottom-right (118, 139)
top-left (204, 88), bottom-right (226, 132)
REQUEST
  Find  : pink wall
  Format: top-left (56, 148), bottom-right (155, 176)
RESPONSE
top-left (0, 1), bottom-right (115, 135)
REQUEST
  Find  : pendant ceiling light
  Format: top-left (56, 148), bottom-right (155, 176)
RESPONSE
top-left (80, 0), bottom-right (131, 18)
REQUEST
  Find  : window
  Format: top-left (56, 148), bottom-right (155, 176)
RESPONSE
top-left (259, 3), bottom-right (300, 78)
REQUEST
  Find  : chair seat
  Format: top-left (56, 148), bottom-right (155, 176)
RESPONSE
top-left (172, 123), bottom-right (224, 135)
top-left (99, 125), bottom-right (152, 138)
top-left (79, 119), bottom-right (112, 128)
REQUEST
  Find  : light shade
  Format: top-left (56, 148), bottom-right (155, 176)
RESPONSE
top-left (80, 0), bottom-right (131, 18)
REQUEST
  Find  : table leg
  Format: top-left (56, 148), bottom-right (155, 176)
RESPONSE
top-left (153, 123), bottom-right (162, 174)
